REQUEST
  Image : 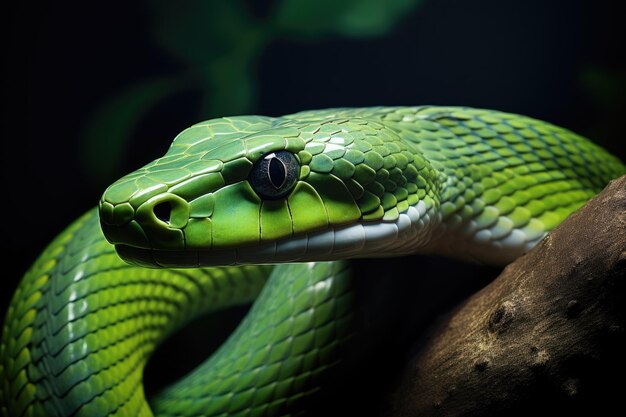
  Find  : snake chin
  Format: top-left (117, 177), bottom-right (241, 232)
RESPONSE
top-left (115, 244), bottom-right (202, 268)
top-left (115, 243), bottom-right (276, 268)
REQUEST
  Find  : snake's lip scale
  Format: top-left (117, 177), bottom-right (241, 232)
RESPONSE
top-left (114, 202), bottom-right (439, 268)
top-left (115, 242), bottom-right (381, 268)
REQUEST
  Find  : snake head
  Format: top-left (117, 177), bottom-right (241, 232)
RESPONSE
top-left (99, 112), bottom-right (439, 267)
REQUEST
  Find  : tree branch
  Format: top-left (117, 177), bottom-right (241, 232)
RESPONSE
top-left (386, 175), bottom-right (626, 416)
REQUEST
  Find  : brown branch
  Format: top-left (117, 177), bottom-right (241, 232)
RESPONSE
top-left (385, 175), bottom-right (626, 416)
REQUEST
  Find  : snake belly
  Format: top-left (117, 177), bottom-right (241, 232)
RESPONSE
top-left (1, 106), bottom-right (624, 417)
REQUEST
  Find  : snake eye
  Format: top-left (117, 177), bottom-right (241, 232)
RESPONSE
top-left (249, 151), bottom-right (299, 199)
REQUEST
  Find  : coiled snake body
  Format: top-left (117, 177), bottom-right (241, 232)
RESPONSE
top-left (1, 106), bottom-right (624, 416)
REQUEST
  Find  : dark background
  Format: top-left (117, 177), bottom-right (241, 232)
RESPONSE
top-left (1, 0), bottom-right (625, 412)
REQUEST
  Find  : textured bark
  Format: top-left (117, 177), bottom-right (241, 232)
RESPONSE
top-left (386, 175), bottom-right (626, 417)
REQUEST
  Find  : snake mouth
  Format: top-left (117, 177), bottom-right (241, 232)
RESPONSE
top-left (114, 206), bottom-right (427, 268)
top-left (115, 242), bottom-right (329, 268)
top-left (114, 230), bottom-right (345, 268)
top-left (115, 245), bottom-right (232, 268)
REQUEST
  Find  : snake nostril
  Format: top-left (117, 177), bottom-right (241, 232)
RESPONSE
top-left (153, 202), bottom-right (172, 224)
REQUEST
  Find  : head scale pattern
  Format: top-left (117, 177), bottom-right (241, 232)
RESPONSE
top-left (99, 112), bottom-right (440, 267)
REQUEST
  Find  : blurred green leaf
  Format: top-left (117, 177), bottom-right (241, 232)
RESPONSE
top-left (81, 77), bottom-right (185, 186)
top-left (581, 66), bottom-right (626, 109)
top-left (141, 0), bottom-right (269, 117)
top-left (144, 0), bottom-right (262, 65)
top-left (273, 0), bottom-right (421, 37)
top-left (82, 0), bottom-right (425, 186)
top-left (579, 65), bottom-right (626, 150)
top-left (202, 58), bottom-right (257, 117)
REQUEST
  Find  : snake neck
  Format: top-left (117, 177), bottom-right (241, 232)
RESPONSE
top-left (378, 106), bottom-right (624, 265)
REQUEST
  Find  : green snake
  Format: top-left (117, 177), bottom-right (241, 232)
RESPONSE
top-left (1, 106), bottom-right (624, 417)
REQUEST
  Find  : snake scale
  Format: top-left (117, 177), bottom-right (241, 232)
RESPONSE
top-left (1, 106), bottom-right (624, 416)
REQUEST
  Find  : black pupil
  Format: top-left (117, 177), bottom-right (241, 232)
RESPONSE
top-left (268, 157), bottom-right (286, 189)
top-left (248, 150), bottom-right (298, 200)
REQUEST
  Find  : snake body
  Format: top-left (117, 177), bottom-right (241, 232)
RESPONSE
top-left (1, 106), bottom-right (624, 416)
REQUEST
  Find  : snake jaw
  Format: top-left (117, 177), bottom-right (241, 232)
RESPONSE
top-left (112, 199), bottom-right (442, 268)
